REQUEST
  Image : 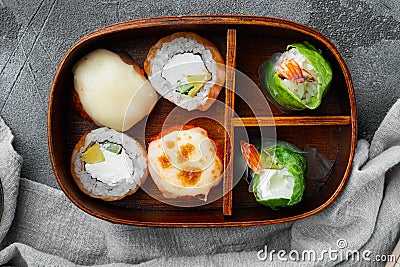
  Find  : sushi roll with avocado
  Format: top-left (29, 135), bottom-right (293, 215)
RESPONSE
top-left (144, 32), bottom-right (225, 111)
top-left (259, 41), bottom-right (332, 112)
top-left (240, 140), bottom-right (307, 210)
top-left (71, 127), bottom-right (148, 201)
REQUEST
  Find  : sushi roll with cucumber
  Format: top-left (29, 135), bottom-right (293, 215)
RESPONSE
top-left (144, 32), bottom-right (225, 111)
top-left (240, 140), bottom-right (307, 210)
top-left (70, 127), bottom-right (148, 201)
top-left (260, 41), bottom-right (332, 112)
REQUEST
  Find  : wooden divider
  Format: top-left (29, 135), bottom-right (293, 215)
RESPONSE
top-left (223, 28), bottom-right (237, 216)
top-left (232, 116), bottom-right (352, 127)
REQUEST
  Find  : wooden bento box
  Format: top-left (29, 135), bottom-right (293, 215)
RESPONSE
top-left (47, 15), bottom-right (357, 227)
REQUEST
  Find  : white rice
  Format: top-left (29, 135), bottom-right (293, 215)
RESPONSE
top-left (74, 127), bottom-right (147, 197)
top-left (275, 48), bottom-right (319, 104)
top-left (148, 37), bottom-right (217, 111)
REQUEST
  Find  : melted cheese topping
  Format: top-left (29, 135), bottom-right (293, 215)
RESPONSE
top-left (85, 147), bottom-right (134, 185)
top-left (148, 127), bottom-right (223, 200)
top-left (73, 49), bottom-right (158, 131)
top-left (257, 168), bottom-right (294, 200)
top-left (161, 53), bottom-right (209, 86)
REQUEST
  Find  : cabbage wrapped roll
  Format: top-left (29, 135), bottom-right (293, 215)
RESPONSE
top-left (240, 140), bottom-right (307, 210)
top-left (259, 41), bottom-right (332, 112)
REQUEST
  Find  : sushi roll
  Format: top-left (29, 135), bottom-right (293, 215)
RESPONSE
top-left (259, 41), bottom-right (332, 112)
top-left (240, 140), bottom-right (306, 210)
top-left (72, 49), bottom-right (158, 132)
top-left (71, 127), bottom-right (148, 201)
top-left (147, 126), bottom-right (223, 201)
top-left (144, 32), bottom-right (225, 111)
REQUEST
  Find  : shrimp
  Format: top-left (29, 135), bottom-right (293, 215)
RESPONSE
top-left (240, 141), bottom-right (263, 175)
top-left (277, 58), bottom-right (316, 83)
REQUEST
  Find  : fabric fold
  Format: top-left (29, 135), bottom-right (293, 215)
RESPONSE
top-left (0, 117), bottom-right (22, 245)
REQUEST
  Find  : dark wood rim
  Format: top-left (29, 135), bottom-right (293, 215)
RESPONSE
top-left (47, 15), bottom-right (357, 227)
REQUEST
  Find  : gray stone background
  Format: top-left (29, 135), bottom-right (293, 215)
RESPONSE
top-left (0, 0), bottom-right (399, 188)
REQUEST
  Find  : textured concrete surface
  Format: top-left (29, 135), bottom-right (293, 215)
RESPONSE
top-left (0, 0), bottom-right (399, 188)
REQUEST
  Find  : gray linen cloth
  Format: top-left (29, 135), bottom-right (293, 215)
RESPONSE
top-left (0, 99), bottom-right (400, 266)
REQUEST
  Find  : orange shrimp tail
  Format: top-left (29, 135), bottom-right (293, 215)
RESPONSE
top-left (240, 141), bottom-right (263, 174)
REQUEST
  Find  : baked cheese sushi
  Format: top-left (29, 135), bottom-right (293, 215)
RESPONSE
top-left (147, 126), bottom-right (223, 201)
top-left (72, 49), bottom-right (158, 132)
